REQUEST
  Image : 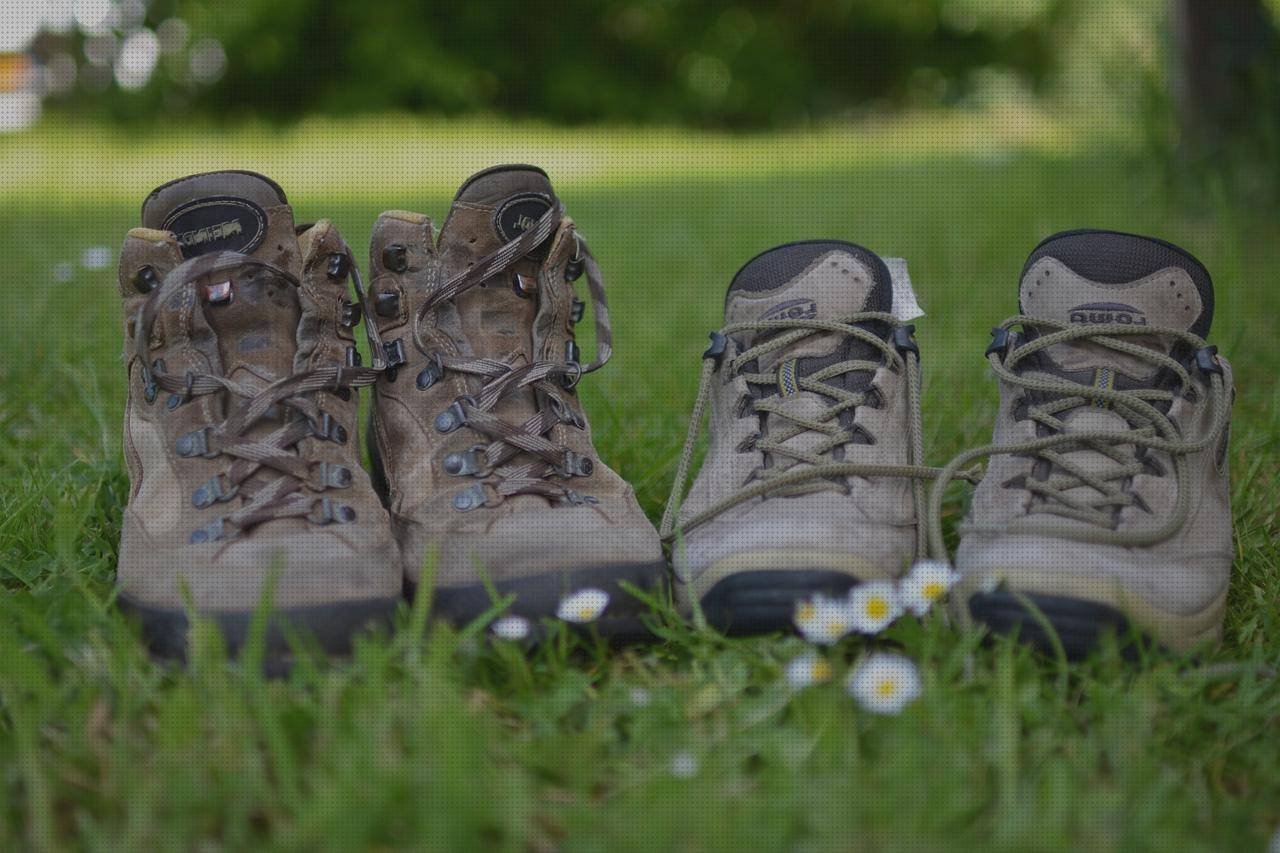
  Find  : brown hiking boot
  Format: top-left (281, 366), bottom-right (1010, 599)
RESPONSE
top-left (933, 230), bottom-right (1235, 657)
top-left (366, 165), bottom-right (664, 635)
top-left (116, 171), bottom-right (400, 659)
top-left (662, 241), bottom-right (932, 635)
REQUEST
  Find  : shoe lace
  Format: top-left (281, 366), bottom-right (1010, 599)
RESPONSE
top-left (408, 202), bottom-right (613, 510)
top-left (133, 250), bottom-right (385, 543)
top-left (661, 313), bottom-right (952, 554)
top-left (924, 316), bottom-right (1232, 559)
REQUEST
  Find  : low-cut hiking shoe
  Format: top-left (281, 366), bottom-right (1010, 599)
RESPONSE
top-left (933, 229), bottom-right (1235, 657)
top-left (662, 241), bottom-right (932, 634)
top-left (115, 171), bottom-right (400, 660)
top-left (365, 165), bottom-right (665, 637)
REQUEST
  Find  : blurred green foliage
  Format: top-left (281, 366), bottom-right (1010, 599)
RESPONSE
top-left (66, 0), bottom-right (1074, 126)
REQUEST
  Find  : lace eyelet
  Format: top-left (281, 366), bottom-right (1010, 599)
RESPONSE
top-left (176, 426), bottom-right (218, 458)
top-left (188, 517), bottom-right (227, 544)
top-left (192, 474), bottom-right (239, 508)
top-left (435, 397), bottom-right (474, 433)
top-left (382, 244), bottom-right (408, 273)
top-left (309, 497), bottom-right (356, 525)
top-left (443, 448), bottom-right (487, 477)
top-left (452, 484), bottom-right (490, 512)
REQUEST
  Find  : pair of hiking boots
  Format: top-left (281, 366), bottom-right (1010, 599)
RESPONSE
top-left (664, 234), bottom-right (1234, 658)
top-left (116, 167), bottom-right (663, 657)
top-left (114, 167), bottom-right (1235, 661)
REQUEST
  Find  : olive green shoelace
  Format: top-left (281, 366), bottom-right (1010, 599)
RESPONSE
top-left (661, 313), bottom-right (944, 554)
top-left (924, 317), bottom-right (1232, 560)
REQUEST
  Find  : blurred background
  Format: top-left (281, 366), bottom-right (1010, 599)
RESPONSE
top-left (2, 0), bottom-right (1277, 207)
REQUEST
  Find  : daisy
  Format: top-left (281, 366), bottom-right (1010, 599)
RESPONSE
top-left (669, 751), bottom-right (699, 779)
top-left (784, 650), bottom-right (834, 688)
top-left (899, 560), bottom-right (960, 616)
top-left (490, 615), bottom-right (531, 640)
top-left (847, 580), bottom-right (904, 635)
top-left (846, 652), bottom-right (923, 715)
top-left (556, 588), bottom-right (609, 623)
top-left (793, 593), bottom-right (857, 645)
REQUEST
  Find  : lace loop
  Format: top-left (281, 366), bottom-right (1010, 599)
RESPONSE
top-left (924, 317), bottom-right (1233, 560)
top-left (662, 312), bottom-right (941, 553)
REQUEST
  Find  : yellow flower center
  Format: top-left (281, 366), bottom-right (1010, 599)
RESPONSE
top-left (922, 581), bottom-right (945, 601)
top-left (577, 606), bottom-right (596, 620)
top-left (796, 601), bottom-right (816, 622)
top-left (866, 597), bottom-right (889, 620)
top-left (811, 659), bottom-right (833, 682)
top-left (875, 678), bottom-right (898, 698)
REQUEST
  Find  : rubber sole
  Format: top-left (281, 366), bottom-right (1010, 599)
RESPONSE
top-left (699, 570), bottom-right (860, 636)
top-left (118, 594), bottom-right (399, 670)
top-left (967, 591), bottom-right (1146, 660)
top-left (408, 560), bottom-right (669, 642)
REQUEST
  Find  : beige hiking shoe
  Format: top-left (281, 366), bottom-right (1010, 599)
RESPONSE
top-left (116, 171), bottom-right (400, 659)
top-left (931, 230), bottom-right (1235, 657)
top-left (365, 165), bottom-right (664, 636)
top-left (662, 241), bottom-right (933, 634)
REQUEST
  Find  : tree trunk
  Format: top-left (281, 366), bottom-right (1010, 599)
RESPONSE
top-left (1172, 0), bottom-right (1279, 146)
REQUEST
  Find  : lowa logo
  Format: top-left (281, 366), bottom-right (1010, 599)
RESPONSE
top-left (494, 193), bottom-right (553, 242)
top-left (162, 196), bottom-right (267, 259)
top-left (759, 298), bottom-right (818, 322)
top-left (1068, 302), bottom-right (1148, 326)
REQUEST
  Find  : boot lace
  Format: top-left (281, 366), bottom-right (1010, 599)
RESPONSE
top-left (409, 203), bottom-right (613, 511)
top-left (133, 250), bottom-right (384, 543)
top-left (661, 314), bottom-right (949, 554)
top-left (924, 317), bottom-right (1232, 559)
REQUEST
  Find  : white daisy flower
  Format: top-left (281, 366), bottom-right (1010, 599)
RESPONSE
top-left (784, 650), bottom-right (834, 688)
top-left (846, 652), bottom-right (923, 715)
top-left (81, 246), bottom-right (112, 270)
top-left (556, 588), bottom-right (609, 623)
top-left (793, 593), bottom-right (856, 645)
top-left (899, 560), bottom-right (961, 616)
top-left (629, 688), bottom-right (652, 707)
top-left (669, 751), bottom-right (699, 779)
top-left (490, 615), bottom-right (531, 640)
top-left (847, 580), bottom-right (904, 635)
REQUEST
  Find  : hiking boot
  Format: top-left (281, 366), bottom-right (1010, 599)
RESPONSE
top-left (662, 241), bottom-right (931, 634)
top-left (116, 171), bottom-right (400, 659)
top-left (365, 165), bottom-right (664, 636)
top-left (936, 230), bottom-right (1235, 657)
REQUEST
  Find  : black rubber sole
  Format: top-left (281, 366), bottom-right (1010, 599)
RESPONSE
top-left (118, 594), bottom-right (399, 670)
top-left (699, 570), bottom-right (860, 636)
top-left (967, 591), bottom-right (1146, 660)
top-left (408, 560), bottom-right (669, 642)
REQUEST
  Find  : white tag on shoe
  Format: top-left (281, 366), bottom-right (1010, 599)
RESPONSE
top-left (884, 257), bottom-right (925, 321)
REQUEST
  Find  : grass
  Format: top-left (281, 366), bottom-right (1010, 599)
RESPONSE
top-left (1, 110), bottom-right (1278, 851)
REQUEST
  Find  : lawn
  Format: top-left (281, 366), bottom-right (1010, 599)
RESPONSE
top-left (1, 110), bottom-right (1278, 851)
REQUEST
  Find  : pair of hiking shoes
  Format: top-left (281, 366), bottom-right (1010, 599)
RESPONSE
top-left (114, 167), bottom-right (1235, 662)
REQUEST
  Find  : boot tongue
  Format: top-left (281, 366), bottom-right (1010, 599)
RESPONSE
top-left (724, 242), bottom-right (895, 467)
top-left (1018, 230), bottom-right (1214, 379)
top-left (143, 171), bottom-right (301, 385)
top-left (436, 165), bottom-right (557, 365)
